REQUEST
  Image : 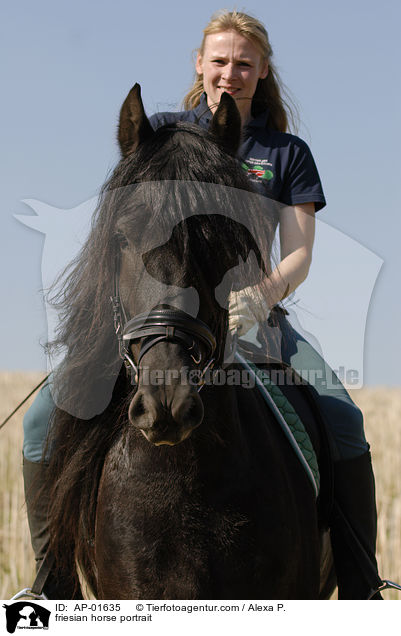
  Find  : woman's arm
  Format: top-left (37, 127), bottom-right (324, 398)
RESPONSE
top-left (267, 202), bottom-right (316, 306)
top-left (228, 202), bottom-right (316, 335)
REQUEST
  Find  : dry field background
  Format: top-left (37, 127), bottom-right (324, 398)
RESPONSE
top-left (0, 371), bottom-right (400, 599)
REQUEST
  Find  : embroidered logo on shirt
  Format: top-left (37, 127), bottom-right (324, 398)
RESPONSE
top-left (241, 157), bottom-right (274, 182)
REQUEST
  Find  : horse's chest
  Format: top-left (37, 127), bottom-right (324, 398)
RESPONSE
top-left (96, 436), bottom-right (318, 599)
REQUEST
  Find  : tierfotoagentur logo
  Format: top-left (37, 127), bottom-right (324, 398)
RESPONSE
top-left (2, 602), bottom-right (51, 633)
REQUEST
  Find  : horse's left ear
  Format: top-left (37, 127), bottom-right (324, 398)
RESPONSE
top-left (118, 83), bottom-right (154, 157)
top-left (209, 92), bottom-right (242, 156)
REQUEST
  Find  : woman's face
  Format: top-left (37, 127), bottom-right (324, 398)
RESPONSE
top-left (196, 30), bottom-right (269, 125)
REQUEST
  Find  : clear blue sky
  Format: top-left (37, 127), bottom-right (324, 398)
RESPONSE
top-left (1, 0), bottom-right (400, 385)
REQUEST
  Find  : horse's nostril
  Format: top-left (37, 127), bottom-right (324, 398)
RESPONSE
top-left (172, 391), bottom-right (204, 429)
top-left (131, 392), bottom-right (145, 418)
top-left (186, 400), bottom-right (199, 421)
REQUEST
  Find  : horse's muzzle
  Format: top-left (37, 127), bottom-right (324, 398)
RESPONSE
top-left (128, 384), bottom-right (204, 445)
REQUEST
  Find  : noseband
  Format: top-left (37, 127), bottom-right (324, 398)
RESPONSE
top-left (110, 266), bottom-right (216, 391)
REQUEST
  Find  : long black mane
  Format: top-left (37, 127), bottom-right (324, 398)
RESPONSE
top-left (45, 117), bottom-right (277, 596)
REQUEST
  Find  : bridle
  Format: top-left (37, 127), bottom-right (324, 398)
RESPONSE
top-left (110, 258), bottom-right (217, 391)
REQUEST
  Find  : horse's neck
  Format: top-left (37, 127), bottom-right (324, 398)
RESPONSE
top-left (201, 384), bottom-right (242, 434)
top-left (197, 384), bottom-right (251, 458)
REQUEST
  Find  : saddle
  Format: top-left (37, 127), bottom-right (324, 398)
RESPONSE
top-left (235, 340), bottom-right (335, 522)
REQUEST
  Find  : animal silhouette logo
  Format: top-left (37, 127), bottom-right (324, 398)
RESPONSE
top-left (15, 181), bottom-right (382, 398)
top-left (2, 602), bottom-right (51, 633)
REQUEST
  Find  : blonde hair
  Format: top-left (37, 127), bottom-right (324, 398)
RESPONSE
top-left (183, 9), bottom-right (298, 133)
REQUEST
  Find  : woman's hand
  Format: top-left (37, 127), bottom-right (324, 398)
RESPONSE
top-left (228, 285), bottom-right (271, 336)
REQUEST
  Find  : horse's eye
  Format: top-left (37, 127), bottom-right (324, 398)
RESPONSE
top-left (117, 232), bottom-right (129, 249)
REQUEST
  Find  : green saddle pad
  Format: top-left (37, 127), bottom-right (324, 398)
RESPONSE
top-left (236, 354), bottom-right (320, 497)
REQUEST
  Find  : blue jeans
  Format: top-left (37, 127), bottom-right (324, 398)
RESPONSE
top-left (23, 378), bottom-right (55, 463)
top-left (270, 311), bottom-right (368, 461)
top-left (23, 322), bottom-right (368, 463)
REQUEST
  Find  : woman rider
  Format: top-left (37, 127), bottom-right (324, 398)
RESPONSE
top-left (23, 9), bottom-right (381, 599)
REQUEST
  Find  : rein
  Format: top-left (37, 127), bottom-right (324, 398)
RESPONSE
top-left (0, 374), bottom-right (49, 431)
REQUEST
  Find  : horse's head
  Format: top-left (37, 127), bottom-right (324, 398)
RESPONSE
top-left (115, 201), bottom-right (261, 446)
top-left (109, 85), bottom-right (273, 445)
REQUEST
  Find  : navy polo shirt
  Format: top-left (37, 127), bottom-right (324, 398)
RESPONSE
top-left (149, 93), bottom-right (326, 212)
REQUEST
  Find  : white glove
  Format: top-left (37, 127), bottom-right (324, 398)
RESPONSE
top-left (228, 285), bottom-right (271, 336)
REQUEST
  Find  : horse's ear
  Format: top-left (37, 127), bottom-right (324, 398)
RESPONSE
top-left (118, 83), bottom-right (154, 157)
top-left (209, 92), bottom-right (242, 156)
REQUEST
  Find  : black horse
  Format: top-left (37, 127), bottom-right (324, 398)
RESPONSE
top-left (45, 85), bottom-right (334, 599)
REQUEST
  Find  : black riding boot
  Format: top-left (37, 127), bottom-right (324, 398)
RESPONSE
top-left (23, 457), bottom-right (82, 599)
top-left (330, 451), bottom-right (382, 599)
